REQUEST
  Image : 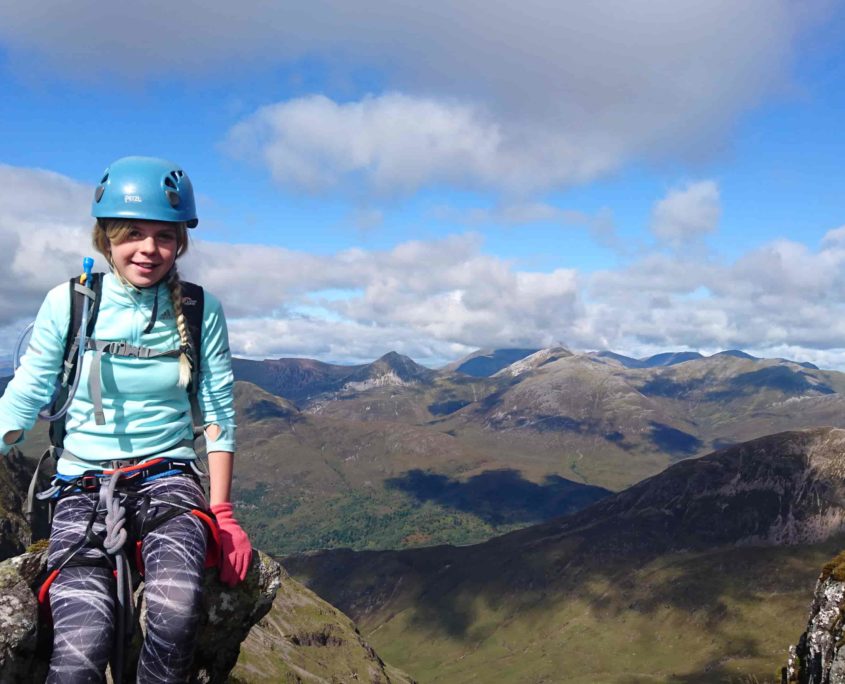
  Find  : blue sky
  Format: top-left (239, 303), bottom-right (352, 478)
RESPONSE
top-left (2, 1), bottom-right (845, 368)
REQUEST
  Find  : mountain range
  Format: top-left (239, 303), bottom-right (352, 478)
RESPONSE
top-left (6, 346), bottom-right (845, 557)
top-left (226, 347), bottom-right (845, 554)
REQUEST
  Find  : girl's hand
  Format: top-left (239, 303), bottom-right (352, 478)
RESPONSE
top-left (210, 502), bottom-right (253, 586)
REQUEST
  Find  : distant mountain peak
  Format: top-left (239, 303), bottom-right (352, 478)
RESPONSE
top-left (451, 348), bottom-right (542, 377)
top-left (494, 347), bottom-right (573, 377)
top-left (377, 350), bottom-right (406, 363)
top-left (713, 349), bottom-right (757, 360)
top-left (343, 352), bottom-right (435, 391)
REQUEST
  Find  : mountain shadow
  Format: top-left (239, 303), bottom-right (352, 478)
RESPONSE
top-left (703, 366), bottom-right (835, 403)
top-left (427, 399), bottom-right (472, 416)
top-left (639, 376), bottom-right (701, 399)
top-left (649, 421), bottom-right (703, 456)
top-left (728, 366), bottom-right (834, 394)
top-left (385, 468), bottom-right (612, 525)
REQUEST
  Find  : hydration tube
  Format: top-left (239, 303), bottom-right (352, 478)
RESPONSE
top-left (12, 321), bottom-right (34, 371)
top-left (13, 257), bottom-right (95, 422)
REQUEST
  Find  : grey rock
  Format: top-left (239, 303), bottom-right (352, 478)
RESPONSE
top-left (786, 558), bottom-right (845, 683)
top-left (0, 548), bottom-right (49, 684)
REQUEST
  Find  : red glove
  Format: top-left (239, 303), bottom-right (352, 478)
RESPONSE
top-left (210, 502), bottom-right (253, 587)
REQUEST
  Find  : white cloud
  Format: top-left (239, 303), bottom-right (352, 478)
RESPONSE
top-left (1, 2), bottom-right (827, 195)
top-left (651, 180), bottom-right (721, 245)
top-left (0, 164), bottom-right (102, 324)
top-left (4, 162), bottom-right (845, 369)
top-left (224, 93), bottom-right (616, 194)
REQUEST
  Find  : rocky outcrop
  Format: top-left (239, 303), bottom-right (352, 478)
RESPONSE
top-left (0, 547), bottom-right (47, 682)
top-left (0, 448), bottom-right (37, 557)
top-left (0, 546), bottom-right (282, 683)
top-left (786, 552), bottom-right (845, 684)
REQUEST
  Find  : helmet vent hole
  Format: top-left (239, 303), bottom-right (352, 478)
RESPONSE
top-left (164, 176), bottom-right (177, 189)
top-left (94, 185), bottom-right (105, 203)
top-left (100, 173), bottom-right (109, 184)
top-left (165, 189), bottom-right (181, 207)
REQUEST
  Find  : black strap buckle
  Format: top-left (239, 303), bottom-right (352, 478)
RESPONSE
top-left (79, 475), bottom-right (101, 491)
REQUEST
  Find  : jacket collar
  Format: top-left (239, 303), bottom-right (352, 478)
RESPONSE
top-left (102, 272), bottom-right (163, 310)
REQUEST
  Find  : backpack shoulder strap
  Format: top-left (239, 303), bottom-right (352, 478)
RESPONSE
top-left (50, 273), bottom-right (103, 449)
top-left (178, 281), bottom-right (204, 430)
top-left (178, 281), bottom-right (204, 379)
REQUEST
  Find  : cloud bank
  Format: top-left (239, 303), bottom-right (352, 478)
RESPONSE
top-left (3, 163), bottom-right (845, 369)
top-left (2, 1), bottom-right (828, 195)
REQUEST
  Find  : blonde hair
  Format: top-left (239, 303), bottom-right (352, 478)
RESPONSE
top-left (93, 218), bottom-right (193, 388)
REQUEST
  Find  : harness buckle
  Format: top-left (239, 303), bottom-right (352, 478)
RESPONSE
top-left (79, 475), bottom-right (100, 491)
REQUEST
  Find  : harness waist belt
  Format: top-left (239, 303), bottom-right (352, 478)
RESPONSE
top-left (58, 458), bottom-right (196, 493)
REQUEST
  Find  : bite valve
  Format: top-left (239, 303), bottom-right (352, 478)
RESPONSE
top-left (82, 257), bottom-right (94, 285)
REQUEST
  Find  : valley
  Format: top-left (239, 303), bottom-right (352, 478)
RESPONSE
top-left (286, 427), bottom-right (845, 682)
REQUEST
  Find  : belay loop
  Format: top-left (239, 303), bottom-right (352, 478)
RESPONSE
top-left (99, 468), bottom-right (134, 684)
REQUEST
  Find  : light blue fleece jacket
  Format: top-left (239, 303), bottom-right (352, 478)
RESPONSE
top-left (0, 272), bottom-right (236, 476)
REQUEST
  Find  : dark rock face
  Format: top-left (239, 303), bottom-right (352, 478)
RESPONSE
top-left (538, 428), bottom-right (845, 556)
top-left (0, 547), bottom-right (282, 684)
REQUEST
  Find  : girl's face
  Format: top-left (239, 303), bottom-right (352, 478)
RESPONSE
top-left (109, 220), bottom-right (179, 288)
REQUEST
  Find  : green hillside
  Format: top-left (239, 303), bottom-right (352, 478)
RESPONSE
top-left (287, 429), bottom-right (845, 682)
top-left (232, 383), bottom-right (612, 554)
top-left (342, 541), bottom-right (828, 683)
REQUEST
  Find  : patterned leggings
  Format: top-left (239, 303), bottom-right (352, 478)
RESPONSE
top-left (46, 475), bottom-right (208, 684)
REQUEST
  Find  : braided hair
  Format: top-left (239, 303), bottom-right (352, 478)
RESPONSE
top-left (167, 268), bottom-right (193, 389)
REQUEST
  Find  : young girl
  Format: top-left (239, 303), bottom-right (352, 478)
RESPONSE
top-left (0, 156), bottom-right (252, 683)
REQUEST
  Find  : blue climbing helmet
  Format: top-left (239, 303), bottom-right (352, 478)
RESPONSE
top-left (91, 156), bottom-right (199, 228)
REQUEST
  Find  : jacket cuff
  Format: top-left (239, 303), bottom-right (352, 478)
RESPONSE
top-left (0, 430), bottom-right (24, 456)
top-left (205, 421), bottom-right (236, 453)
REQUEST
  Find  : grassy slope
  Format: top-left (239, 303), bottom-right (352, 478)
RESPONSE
top-left (305, 539), bottom-right (837, 684)
top-left (232, 570), bottom-right (415, 684)
top-left (233, 384), bottom-right (616, 555)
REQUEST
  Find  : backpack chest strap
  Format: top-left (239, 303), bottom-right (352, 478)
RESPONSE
top-left (85, 339), bottom-right (184, 425)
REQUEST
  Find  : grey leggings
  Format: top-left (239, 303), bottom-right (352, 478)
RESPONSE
top-left (46, 475), bottom-right (208, 684)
